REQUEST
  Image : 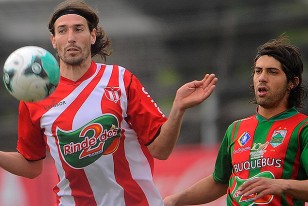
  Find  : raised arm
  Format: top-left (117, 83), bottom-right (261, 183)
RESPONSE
top-left (147, 74), bottom-right (218, 159)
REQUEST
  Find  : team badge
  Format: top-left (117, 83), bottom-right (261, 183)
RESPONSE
top-left (270, 129), bottom-right (287, 148)
top-left (104, 87), bottom-right (120, 103)
top-left (238, 132), bottom-right (251, 146)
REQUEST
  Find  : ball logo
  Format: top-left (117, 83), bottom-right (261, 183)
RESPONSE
top-left (57, 114), bottom-right (121, 168)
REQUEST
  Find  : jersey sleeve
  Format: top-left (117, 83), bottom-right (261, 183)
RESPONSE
top-left (300, 121), bottom-right (308, 174)
top-left (16, 102), bottom-right (46, 161)
top-left (125, 74), bottom-right (167, 145)
top-left (212, 123), bottom-right (234, 184)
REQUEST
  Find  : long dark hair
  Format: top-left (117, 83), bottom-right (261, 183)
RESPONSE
top-left (251, 35), bottom-right (306, 108)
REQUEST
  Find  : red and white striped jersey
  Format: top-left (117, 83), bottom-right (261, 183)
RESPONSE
top-left (17, 62), bottom-right (167, 206)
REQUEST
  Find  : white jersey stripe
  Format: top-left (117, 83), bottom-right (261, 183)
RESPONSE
top-left (80, 65), bottom-right (126, 205)
top-left (122, 120), bottom-right (163, 206)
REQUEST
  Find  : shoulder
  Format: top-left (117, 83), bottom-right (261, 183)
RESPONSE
top-left (96, 63), bottom-right (129, 71)
top-left (228, 115), bottom-right (256, 129)
top-left (296, 112), bottom-right (308, 119)
top-left (98, 63), bottom-right (135, 78)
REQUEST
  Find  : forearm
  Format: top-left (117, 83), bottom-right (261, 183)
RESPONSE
top-left (167, 175), bottom-right (227, 205)
top-left (0, 151), bottom-right (43, 179)
top-left (282, 179), bottom-right (308, 201)
top-left (148, 74), bottom-right (218, 159)
top-left (148, 105), bottom-right (185, 159)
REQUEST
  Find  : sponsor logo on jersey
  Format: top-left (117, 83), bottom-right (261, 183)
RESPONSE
top-left (232, 171), bottom-right (274, 205)
top-left (233, 146), bottom-right (251, 155)
top-left (44, 100), bottom-right (66, 110)
top-left (142, 87), bottom-right (165, 117)
top-left (270, 129), bottom-right (287, 148)
top-left (233, 157), bottom-right (282, 173)
top-left (250, 142), bottom-right (269, 159)
top-left (57, 114), bottom-right (121, 169)
top-left (238, 132), bottom-right (251, 146)
top-left (104, 87), bottom-right (121, 103)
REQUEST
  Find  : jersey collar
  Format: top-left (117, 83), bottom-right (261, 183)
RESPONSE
top-left (256, 107), bottom-right (298, 121)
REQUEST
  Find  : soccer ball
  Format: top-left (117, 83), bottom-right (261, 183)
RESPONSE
top-left (3, 46), bottom-right (60, 102)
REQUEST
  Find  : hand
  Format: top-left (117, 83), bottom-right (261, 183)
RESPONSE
top-left (237, 177), bottom-right (285, 201)
top-left (174, 74), bottom-right (218, 111)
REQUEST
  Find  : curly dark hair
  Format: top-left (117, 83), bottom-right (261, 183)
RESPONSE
top-left (251, 35), bottom-right (306, 108)
top-left (48, 0), bottom-right (112, 62)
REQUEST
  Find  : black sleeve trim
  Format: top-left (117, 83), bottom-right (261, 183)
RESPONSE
top-left (145, 126), bottom-right (162, 146)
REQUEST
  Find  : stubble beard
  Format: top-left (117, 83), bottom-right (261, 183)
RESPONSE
top-left (255, 88), bottom-right (289, 109)
top-left (61, 54), bottom-right (84, 66)
top-left (59, 48), bottom-right (91, 66)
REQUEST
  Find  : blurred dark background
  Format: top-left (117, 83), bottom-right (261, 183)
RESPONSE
top-left (0, 0), bottom-right (308, 150)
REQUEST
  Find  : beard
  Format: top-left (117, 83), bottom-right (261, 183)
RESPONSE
top-left (255, 88), bottom-right (289, 109)
top-left (58, 46), bottom-right (91, 66)
top-left (61, 55), bottom-right (84, 65)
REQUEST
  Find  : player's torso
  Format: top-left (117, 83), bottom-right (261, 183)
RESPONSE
top-left (228, 111), bottom-right (308, 205)
top-left (39, 63), bottom-right (126, 167)
top-left (28, 63), bottom-right (163, 206)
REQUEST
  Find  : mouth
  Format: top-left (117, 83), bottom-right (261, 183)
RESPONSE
top-left (65, 46), bottom-right (80, 53)
top-left (257, 86), bottom-right (268, 97)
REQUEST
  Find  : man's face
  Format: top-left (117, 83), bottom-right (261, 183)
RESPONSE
top-left (51, 14), bottom-right (96, 66)
top-left (253, 55), bottom-right (290, 110)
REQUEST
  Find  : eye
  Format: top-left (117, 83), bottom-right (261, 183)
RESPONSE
top-left (254, 68), bottom-right (262, 74)
top-left (56, 27), bottom-right (66, 34)
top-left (75, 26), bottom-right (84, 32)
top-left (268, 69), bottom-right (279, 74)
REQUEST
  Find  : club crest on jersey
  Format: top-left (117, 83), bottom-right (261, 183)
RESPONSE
top-left (57, 114), bottom-right (121, 169)
top-left (270, 129), bottom-right (287, 148)
top-left (104, 87), bottom-right (121, 103)
top-left (238, 132), bottom-right (251, 146)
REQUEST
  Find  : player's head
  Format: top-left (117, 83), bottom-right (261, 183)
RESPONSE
top-left (251, 35), bottom-right (306, 108)
top-left (48, 0), bottom-right (112, 61)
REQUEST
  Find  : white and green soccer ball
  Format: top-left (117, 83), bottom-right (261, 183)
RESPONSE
top-left (3, 46), bottom-right (60, 102)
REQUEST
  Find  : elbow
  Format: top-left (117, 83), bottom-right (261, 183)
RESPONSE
top-left (27, 170), bottom-right (42, 179)
top-left (25, 168), bottom-right (42, 179)
top-left (155, 155), bottom-right (169, 160)
top-left (147, 139), bottom-right (174, 160)
top-left (24, 160), bottom-right (43, 179)
top-left (151, 150), bottom-right (171, 160)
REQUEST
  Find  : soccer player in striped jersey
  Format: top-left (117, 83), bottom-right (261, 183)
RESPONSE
top-left (0, 0), bottom-right (218, 206)
top-left (164, 35), bottom-right (308, 206)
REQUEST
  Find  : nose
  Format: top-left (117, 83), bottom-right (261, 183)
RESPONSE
top-left (258, 71), bottom-right (268, 83)
top-left (67, 29), bottom-right (76, 43)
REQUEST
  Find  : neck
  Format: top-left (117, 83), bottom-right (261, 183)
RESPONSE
top-left (257, 105), bottom-right (289, 119)
top-left (60, 59), bottom-right (92, 81)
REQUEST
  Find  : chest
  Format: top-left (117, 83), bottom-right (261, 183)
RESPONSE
top-left (230, 116), bottom-right (303, 178)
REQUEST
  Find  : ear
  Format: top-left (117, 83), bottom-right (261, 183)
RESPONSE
top-left (50, 34), bottom-right (56, 49)
top-left (289, 77), bottom-right (299, 90)
top-left (90, 28), bottom-right (97, 45)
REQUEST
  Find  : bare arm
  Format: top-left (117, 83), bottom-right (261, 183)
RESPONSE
top-left (0, 151), bottom-right (43, 179)
top-left (164, 175), bottom-right (228, 206)
top-left (148, 74), bottom-right (218, 159)
top-left (237, 178), bottom-right (308, 202)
